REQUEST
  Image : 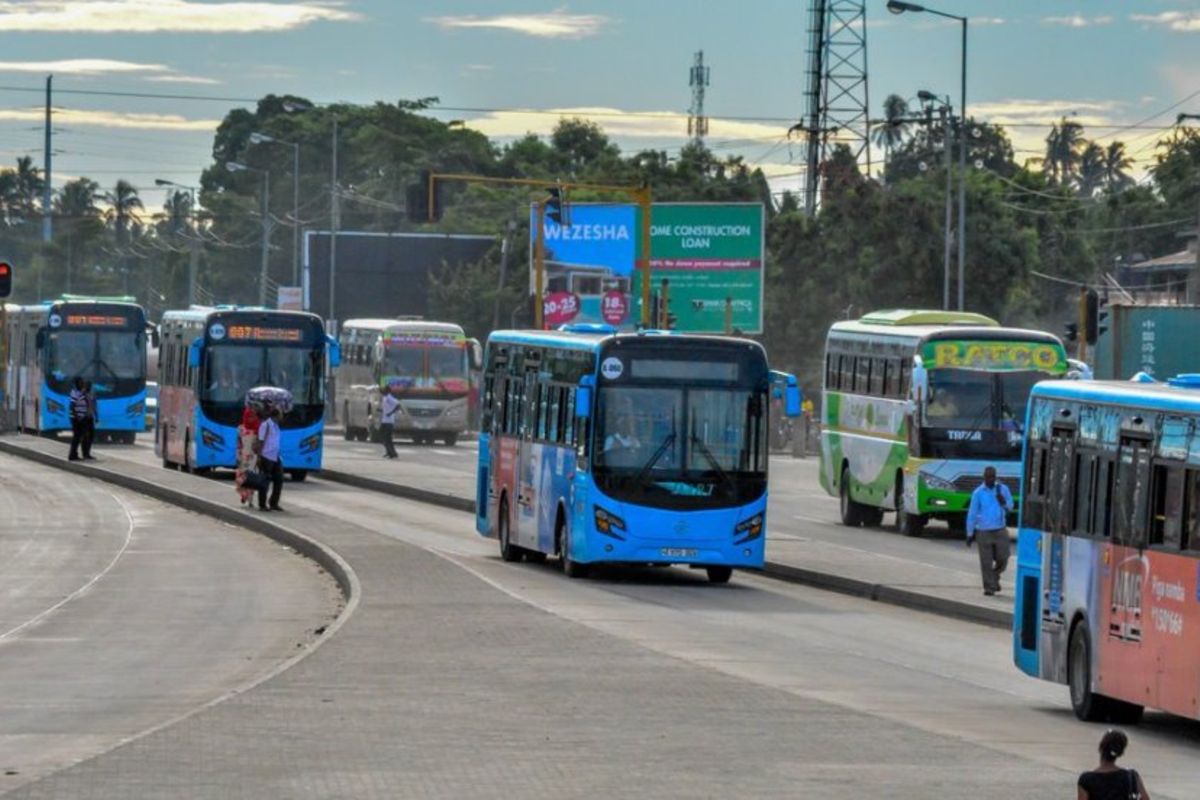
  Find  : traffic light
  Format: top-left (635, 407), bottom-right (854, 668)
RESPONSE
top-left (405, 170), bottom-right (443, 223)
top-left (1063, 321), bottom-right (1079, 343)
top-left (1084, 290), bottom-right (1109, 344)
top-left (0, 261), bottom-right (10, 298)
top-left (545, 186), bottom-right (569, 226)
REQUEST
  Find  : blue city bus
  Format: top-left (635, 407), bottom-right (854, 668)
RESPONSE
top-left (475, 324), bottom-right (800, 583)
top-left (4, 298), bottom-right (150, 443)
top-left (1013, 375), bottom-right (1200, 723)
top-left (156, 307), bottom-right (340, 479)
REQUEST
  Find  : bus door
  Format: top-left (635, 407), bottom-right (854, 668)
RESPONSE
top-left (1039, 425), bottom-right (1075, 678)
top-left (514, 356), bottom-right (541, 551)
top-left (1101, 433), bottom-right (1152, 703)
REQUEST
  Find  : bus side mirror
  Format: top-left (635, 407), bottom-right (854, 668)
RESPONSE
top-left (771, 370), bottom-right (802, 417)
top-left (468, 338), bottom-right (482, 371)
top-left (576, 376), bottom-right (594, 419)
top-left (188, 337), bottom-right (204, 369)
top-left (35, 329), bottom-right (45, 350)
top-left (326, 334), bottom-right (341, 368)
top-left (909, 356), bottom-right (928, 420)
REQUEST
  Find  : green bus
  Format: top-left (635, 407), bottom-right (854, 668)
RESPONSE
top-left (819, 310), bottom-right (1068, 535)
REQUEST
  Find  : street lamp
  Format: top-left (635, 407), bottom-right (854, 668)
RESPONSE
top-left (283, 99), bottom-right (338, 327)
top-left (917, 91), bottom-right (955, 311)
top-left (225, 161), bottom-right (272, 306)
top-left (155, 178), bottom-right (200, 306)
top-left (888, 1), bottom-right (969, 310)
top-left (248, 132), bottom-right (302, 289)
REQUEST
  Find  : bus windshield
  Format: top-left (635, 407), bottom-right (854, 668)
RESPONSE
top-left (593, 384), bottom-right (767, 509)
top-left (923, 368), bottom-right (1051, 458)
top-left (382, 342), bottom-right (469, 394)
top-left (204, 345), bottom-right (323, 406)
top-left (47, 329), bottom-right (145, 394)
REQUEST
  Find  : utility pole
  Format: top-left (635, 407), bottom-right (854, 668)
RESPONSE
top-left (492, 220), bottom-right (514, 331)
top-left (329, 116), bottom-right (339, 326)
top-left (260, 170), bottom-right (271, 306)
top-left (42, 75), bottom-right (52, 243)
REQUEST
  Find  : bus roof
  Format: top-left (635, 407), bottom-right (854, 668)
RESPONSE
top-left (1032, 378), bottom-right (1200, 415)
top-left (487, 328), bottom-right (764, 354)
top-left (160, 307), bottom-right (323, 325)
top-left (830, 313), bottom-right (1060, 348)
top-left (857, 309), bottom-right (999, 327)
top-left (341, 319), bottom-right (466, 336)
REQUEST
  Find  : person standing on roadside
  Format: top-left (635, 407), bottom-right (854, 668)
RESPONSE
top-left (67, 377), bottom-right (91, 461)
top-left (1078, 729), bottom-right (1150, 800)
top-left (82, 380), bottom-right (98, 459)
top-left (965, 465), bottom-right (1012, 596)
top-left (255, 404), bottom-right (284, 512)
top-left (380, 382), bottom-right (400, 460)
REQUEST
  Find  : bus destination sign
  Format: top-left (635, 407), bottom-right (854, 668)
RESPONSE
top-left (227, 325), bottom-right (304, 343)
top-left (65, 314), bottom-right (131, 327)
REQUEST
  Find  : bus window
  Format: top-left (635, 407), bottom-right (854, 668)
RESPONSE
top-left (1149, 465), bottom-right (1185, 548)
top-left (869, 358), bottom-right (885, 396)
top-left (1115, 437), bottom-right (1152, 548)
top-left (547, 386), bottom-right (561, 443)
top-left (1095, 458), bottom-right (1115, 539)
top-left (1072, 451), bottom-right (1095, 535)
top-left (1184, 471), bottom-right (1200, 551)
top-left (1046, 427), bottom-right (1075, 534)
top-left (856, 357), bottom-right (870, 395)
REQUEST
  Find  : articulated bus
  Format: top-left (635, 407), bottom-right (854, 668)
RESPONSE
top-left (1014, 377), bottom-right (1200, 724)
top-left (820, 310), bottom-right (1068, 535)
top-left (475, 324), bottom-right (800, 583)
top-left (156, 307), bottom-right (339, 478)
top-left (336, 319), bottom-right (479, 446)
top-left (4, 297), bottom-right (149, 443)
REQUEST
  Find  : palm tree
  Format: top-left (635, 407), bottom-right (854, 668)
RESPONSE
top-left (1077, 142), bottom-right (1105, 197)
top-left (872, 94), bottom-right (911, 169)
top-left (1103, 141), bottom-right (1134, 192)
top-left (161, 189), bottom-right (192, 236)
top-left (1044, 119), bottom-right (1084, 185)
top-left (55, 178), bottom-right (102, 293)
top-left (104, 179), bottom-right (143, 244)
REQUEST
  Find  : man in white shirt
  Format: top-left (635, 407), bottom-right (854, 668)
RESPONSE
top-left (255, 405), bottom-right (285, 511)
top-left (380, 385), bottom-right (400, 459)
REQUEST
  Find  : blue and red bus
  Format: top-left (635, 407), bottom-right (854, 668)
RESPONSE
top-left (1014, 375), bottom-right (1200, 723)
top-left (475, 325), bottom-right (799, 583)
top-left (4, 298), bottom-right (149, 443)
top-left (156, 307), bottom-right (339, 479)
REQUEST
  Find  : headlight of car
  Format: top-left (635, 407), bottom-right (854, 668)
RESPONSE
top-left (594, 505), bottom-right (626, 539)
top-left (734, 513), bottom-right (764, 544)
top-left (922, 473), bottom-right (957, 492)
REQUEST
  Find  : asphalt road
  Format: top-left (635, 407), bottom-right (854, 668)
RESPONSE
top-left (6, 436), bottom-right (1197, 798)
top-left (0, 454), bottom-right (339, 793)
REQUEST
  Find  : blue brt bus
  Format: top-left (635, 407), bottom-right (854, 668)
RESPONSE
top-left (475, 325), bottom-right (799, 583)
top-left (4, 298), bottom-right (149, 443)
top-left (156, 307), bottom-right (340, 478)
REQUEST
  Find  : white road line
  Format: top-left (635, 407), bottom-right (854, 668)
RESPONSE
top-left (0, 489), bottom-right (135, 644)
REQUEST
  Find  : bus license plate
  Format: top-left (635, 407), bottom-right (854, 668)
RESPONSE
top-left (660, 548), bottom-right (697, 558)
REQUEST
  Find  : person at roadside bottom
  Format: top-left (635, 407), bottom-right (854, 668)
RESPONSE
top-left (255, 404), bottom-right (284, 512)
top-left (67, 376), bottom-right (93, 461)
top-left (380, 383), bottom-right (399, 459)
top-left (1078, 729), bottom-right (1150, 800)
top-left (965, 465), bottom-right (1012, 596)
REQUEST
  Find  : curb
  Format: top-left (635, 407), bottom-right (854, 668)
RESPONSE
top-left (0, 440), bottom-right (358, 606)
top-left (317, 467), bottom-right (1012, 629)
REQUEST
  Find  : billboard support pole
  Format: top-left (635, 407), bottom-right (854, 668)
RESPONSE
top-left (638, 188), bottom-right (652, 327)
top-left (659, 278), bottom-right (669, 328)
top-left (534, 201), bottom-right (546, 330)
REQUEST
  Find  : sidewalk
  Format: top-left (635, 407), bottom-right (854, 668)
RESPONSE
top-left (316, 438), bottom-right (1013, 628)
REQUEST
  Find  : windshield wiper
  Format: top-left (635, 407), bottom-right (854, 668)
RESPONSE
top-left (690, 434), bottom-right (736, 493)
top-left (634, 432), bottom-right (676, 485)
top-left (1000, 399), bottom-right (1024, 434)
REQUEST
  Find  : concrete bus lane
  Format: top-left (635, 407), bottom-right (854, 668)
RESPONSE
top-left (0, 454), bottom-right (339, 792)
top-left (4, 439), bottom-right (1196, 798)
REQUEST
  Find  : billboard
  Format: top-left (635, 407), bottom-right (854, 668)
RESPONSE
top-left (530, 203), bottom-right (764, 333)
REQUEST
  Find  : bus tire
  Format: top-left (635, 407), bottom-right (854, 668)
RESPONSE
top-left (895, 475), bottom-right (925, 537)
top-left (839, 465), bottom-right (866, 527)
top-left (182, 435), bottom-right (193, 474)
top-left (558, 516), bottom-right (588, 579)
top-left (1068, 623), bottom-right (1141, 722)
top-left (290, 470), bottom-right (308, 482)
top-left (861, 508), bottom-right (885, 527)
top-left (442, 433), bottom-right (458, 447)
top-left (498, 498), bottom-right (523, 563)
top-left (161, 430), bottom-right (174, 470)
top-left (706, 566), bottom-right (733, 584)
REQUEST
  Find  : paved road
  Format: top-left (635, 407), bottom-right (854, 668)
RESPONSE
top-left (3, 435), bottom-right (1197, 798)
top-left (0, 454), bottom-right (339, 794)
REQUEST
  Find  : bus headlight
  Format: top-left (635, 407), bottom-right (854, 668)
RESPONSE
top-left (733, 513), bottom-right (764, 544)
top-left (594, 506), bottom-right (626, 539)
top-left (126, 401), bottom-right (144, 417)
top-left (299, 433), bottom-right (322, 454)
top-left (200, 427), bottom-right (226, 449)
top-left (445, 405), bottom-right (465, 418)
top-left (922, 473), bottom-right (956, 492)
top-left (46, 397), bottom-right (65, 416)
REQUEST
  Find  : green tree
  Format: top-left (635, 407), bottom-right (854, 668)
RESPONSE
top-left (871, 94), bottom-right (911, 169)
top-left (1077, 142), bottom-right (1105, 197)
top-left (1102, 141), bottom-right (1134, 192)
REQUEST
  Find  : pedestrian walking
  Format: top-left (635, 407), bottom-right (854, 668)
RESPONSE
top-left (82, 380), bottom-right (97, 458)
top-left (380, 382), bottom-right (400, 459)
top-left (965, 465), bottom-right (1012, 596)
top-left (234, 406), bottom-right (261, 506)
top-left (254, 404), bottom-right (285, 512)
top-left (1078, 729), bottom-right (1150, 800)
top-left (67, 377), bottom-right (90, 461)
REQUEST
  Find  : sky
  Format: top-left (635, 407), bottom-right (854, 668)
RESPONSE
top-left (0, 0), bottom-right (1198, 214)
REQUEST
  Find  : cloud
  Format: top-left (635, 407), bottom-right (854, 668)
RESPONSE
top-left (1043, 15), bottom-right (1113, 28)
top-left (969, 98), bottom-right (1121, 128)
top-left (0, 1), bottom-right (359, 33)
top-left (1131, 11), bottom-right (1200, 32)
top-left (0, 58), bottom-right (170, 75)
top-left (426, 10), bottom-right (609, 39)
top-left (144, 74), bottom-right (222, 85)
top-left (461, 106), bottom-right (787, 144)
top-left (0, 107), bottom-right (219, 131)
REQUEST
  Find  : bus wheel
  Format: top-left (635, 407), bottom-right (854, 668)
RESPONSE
top-left (182, 436), bottom-right (193, 474)
top-left (839, 466), bottom-right (866, 527)
top-left (498, 499), bottom-right (523, 563)
top-left (896, 476), bottom-right (925, 537)
top-left (442, 433), bottom-right (458, 447)
top-left (290, 470), bottom-right (308, 483)
top-left (161, 431), bottom-right (174, 470)
top-left (558, 518), bottom-right (589, 579)
top-left (861, 508), bottom-right (884, 527)
top-left (1068, 623), bottom-right (1139, 722)
top-left (706, 566), bottom-right (733, 584)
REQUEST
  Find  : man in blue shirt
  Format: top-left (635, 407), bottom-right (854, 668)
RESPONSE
top-left (965, 465), bottom-right (1012, 596)
top-left (255, 404), bottom-right (284, 512)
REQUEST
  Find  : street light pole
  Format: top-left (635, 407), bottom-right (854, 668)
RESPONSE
top-left (225, 161), bottom-right (271, 306)
top-left (330, 115), bottom-right (339, 327)
top-left (248, 133), bottom-right (302, 288)
top-left (888, 1), bottom-right (969, 309)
